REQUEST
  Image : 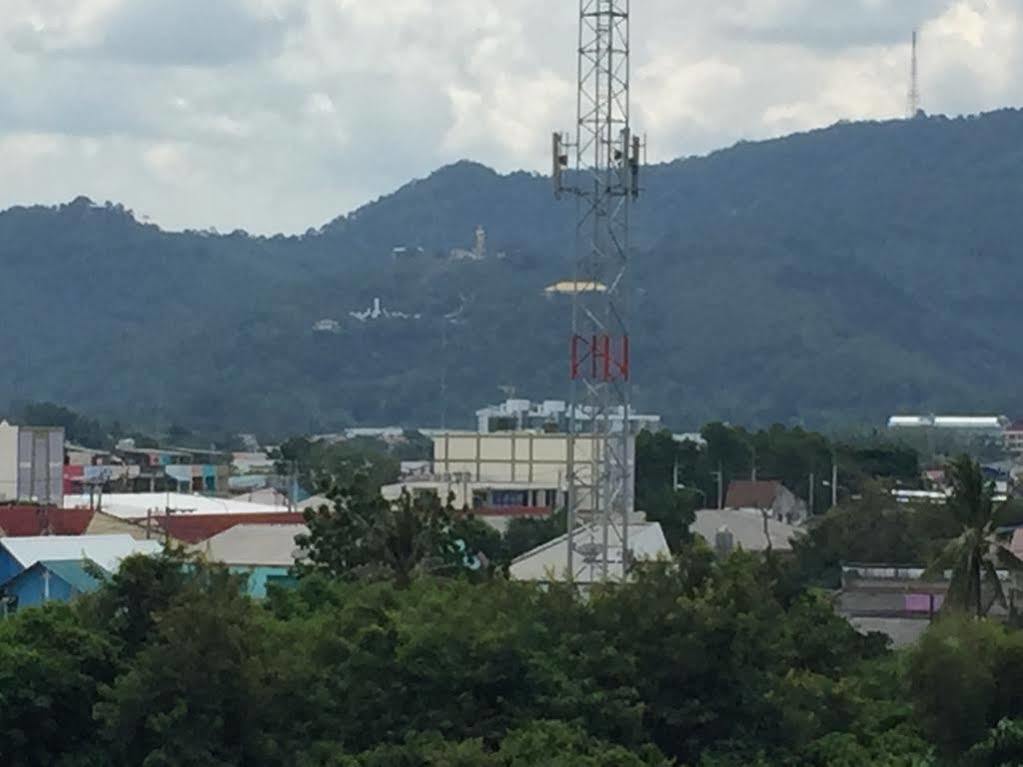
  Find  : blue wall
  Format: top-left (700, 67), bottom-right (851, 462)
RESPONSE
top-left (6, 568), bottom-right (75, 609)
top-left (228, 566), bottom-right (291, 599)
top-left (0, 548), bottom-right (24, 584)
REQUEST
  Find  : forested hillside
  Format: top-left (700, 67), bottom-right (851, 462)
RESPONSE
top-left (4, 110), bottom-right (1023, 435)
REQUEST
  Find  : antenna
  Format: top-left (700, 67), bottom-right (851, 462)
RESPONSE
top-left (553, 0), bottom-right (644, 583)
top-left (908, 29), bottom-right (920, 118)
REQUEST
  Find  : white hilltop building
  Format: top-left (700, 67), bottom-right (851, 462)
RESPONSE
top-left (349, 298), bottom-right (421, 322)
top-left (450, 225), bottom-right (488, 261)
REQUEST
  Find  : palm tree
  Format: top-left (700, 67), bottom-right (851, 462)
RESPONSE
top-left (928, 456), bottom-right (1023, 618)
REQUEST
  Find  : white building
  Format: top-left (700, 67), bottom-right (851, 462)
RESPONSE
top-left (475, 398), bottom-right (660, 435)
top-left (509, 518), bottom-right (670, 584)
top-left (0, 421), bottom-right (65, 505)
top-left (887, 415), bottom-right (1009, 432)
top-left (382, 430), bottom-right (633, 517)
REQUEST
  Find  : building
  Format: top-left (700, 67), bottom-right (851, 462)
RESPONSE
top-left (887, 414), bottom-right (1009, 432)
top-left (1005, 421), bottom-right (1023, 455)
top-left (1, 559), bottom-right (106, 613)
top-left (194, 524), bottom-right (306, 598)
top-left (475, 398), bottom-right (660, 435)
top-left (0, 420), bottom-right (65, 506)
top-left (691, 507), bottom-right (800, 554)
top-left (836, 565), bottom-right (957, 648)
top-left (382, 431), bottom-right (630, 518)
top-left (0, 534), bottom-right (161, 584)
top-left (724, 480), bottom-right (807, 524)
top-left (509, 518), bottom-right (669, 584)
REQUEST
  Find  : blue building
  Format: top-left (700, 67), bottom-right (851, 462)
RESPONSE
top-left (1, 559), bottom-right (106, 614)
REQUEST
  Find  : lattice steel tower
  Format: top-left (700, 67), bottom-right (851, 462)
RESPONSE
top-left (553, 0), bottom-right (642, 581)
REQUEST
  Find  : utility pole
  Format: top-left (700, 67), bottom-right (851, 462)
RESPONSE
top-left (831, 455), bottom-right (838, 508)
top-left (554, 0), bottom-right (644, 582)
top-left (750, 443), bottom-right (757, 482)
top-left (808, 472), bottom-right (815, 517)
top-left (715, 462), bottom-right (724, 509)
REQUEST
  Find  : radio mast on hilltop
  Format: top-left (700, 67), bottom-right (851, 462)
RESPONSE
top-left (552, 0), bottom-right (644, 581)
top-left (908, 29), bottom-right (921, 118)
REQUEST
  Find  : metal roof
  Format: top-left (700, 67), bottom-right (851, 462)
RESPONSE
top-left (62, 492), bottom-right (289, 519)
top-left (509, 521), bottom-right (669, 583)
top-left (691, 508), bottom-right (799, 552)
top-left (194, 524), bottom-right (308, 567)
top-left (38, 559), bottom-right (107, 592)
top-left (0, 535), bottom-right (161, 572)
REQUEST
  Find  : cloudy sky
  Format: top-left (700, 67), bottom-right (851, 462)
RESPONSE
top-left (0, 0), bottom-right (1018, 233)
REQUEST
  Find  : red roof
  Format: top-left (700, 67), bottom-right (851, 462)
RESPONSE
top-left (725, 480), bottom-right (783, 509)
top-left (0, 505), bottom-right (95, 537)
top-left (153, 512), bottom-right (306, 544)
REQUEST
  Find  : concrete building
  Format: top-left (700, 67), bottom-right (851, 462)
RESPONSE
top-left (509, 517), bottom-right (670, 584)
top-left (475, 398), bottom-right (661, 435)
top-left (1005, 421), bottom-right (1023, 455)
top-left (382, 431), bottom-right (631, 518)
top-left (0, 421), bottom-right (65, 506)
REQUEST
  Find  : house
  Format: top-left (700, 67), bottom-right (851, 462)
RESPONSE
top-left (0, 534), bottom-right (161, 584)
top-left (724, 480), bottom-right (807, 524)
top-left (509, 518), bottom-right (669, 584)
top-left (1, 559), bottom-right (107, 613)
top-left (194, 524), bottom-right (307, 598)
top-left (691, 507), bottom-right (800, 554)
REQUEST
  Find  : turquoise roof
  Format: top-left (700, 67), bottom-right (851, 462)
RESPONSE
top-left (36, 559), bottom-right (108, 592)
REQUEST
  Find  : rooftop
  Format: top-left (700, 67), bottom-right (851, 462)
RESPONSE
top-left (0, 534), bottom-right (161, 572)
top-left (194, 524), bottom-right (308, 567)
top-left (509, 520), bottom-right (669, 583)
top-left (691, 508), bottom-right (799, 553)
top-left (63, 492), bottom-right (290, 519)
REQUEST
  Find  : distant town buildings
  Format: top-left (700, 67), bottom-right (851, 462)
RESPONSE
top-left (475, 398), bottom-right (661, 435)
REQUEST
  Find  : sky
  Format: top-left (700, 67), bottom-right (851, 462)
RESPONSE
top-left (0, 0), bottom-right (1019, 234)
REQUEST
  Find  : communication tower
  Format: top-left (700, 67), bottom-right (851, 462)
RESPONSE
top-left (908, 29), bottom-right (921, 118)
top-left (552, 0), bottom-right (643, 581)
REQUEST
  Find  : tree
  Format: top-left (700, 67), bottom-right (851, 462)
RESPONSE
top-left (298, 480), bottom-right (464, 587)
top-left (926, 456), bottom-right (1023, 618)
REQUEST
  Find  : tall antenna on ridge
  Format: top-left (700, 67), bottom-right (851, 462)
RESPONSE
top-left (553, 0), bottom-right (644, 582)
top-left (908, 29), bottom-right (921, 118)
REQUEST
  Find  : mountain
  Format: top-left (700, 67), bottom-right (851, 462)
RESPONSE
top-left (4, 110), bottom-right (1023, 436)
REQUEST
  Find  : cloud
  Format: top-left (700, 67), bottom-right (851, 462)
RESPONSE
top-left (96, 0), bottom-right (297, 67)
top-left (0, 0), bottom-right (1022, 233)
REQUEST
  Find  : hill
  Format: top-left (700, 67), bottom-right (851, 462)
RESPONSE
top-left (3, 110), bottom-right (1023, 435)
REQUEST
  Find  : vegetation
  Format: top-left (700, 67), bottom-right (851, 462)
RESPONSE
top-left (926, 456), bottom-right (1023, 617)
top-left (6, 112), bottom-right (1023, 432)
top-left (7, 447), bottom-right (1023, 764)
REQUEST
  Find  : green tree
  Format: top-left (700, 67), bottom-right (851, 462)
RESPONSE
top-left (0, 605), bottom-right (117, 766)
top-left (927, 456), bottom-right (1023, 617)
top-left (298, 481), bottom-right (463, 587)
